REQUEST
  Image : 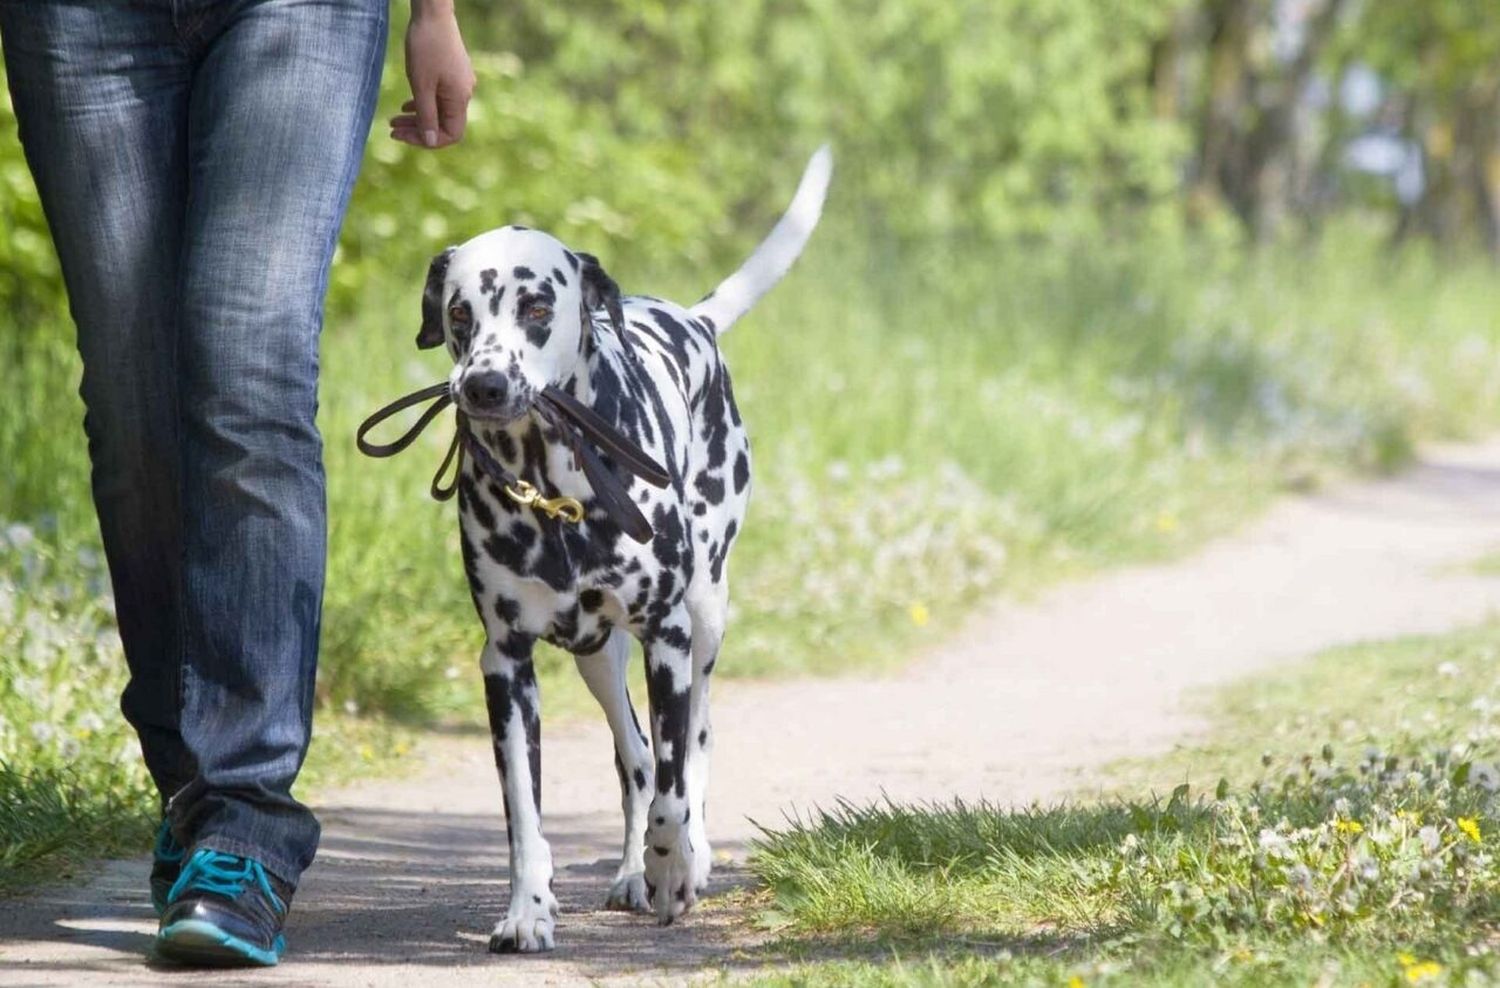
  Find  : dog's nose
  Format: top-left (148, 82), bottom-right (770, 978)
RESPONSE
top-left (462, 371), bottom-right (509, 411)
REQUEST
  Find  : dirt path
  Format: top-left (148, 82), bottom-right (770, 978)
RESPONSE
top-left (8, 439), bottom-right (1500, 985)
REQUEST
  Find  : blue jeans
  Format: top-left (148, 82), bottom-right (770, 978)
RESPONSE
top-left (1, 0), bottom-right (387, 887)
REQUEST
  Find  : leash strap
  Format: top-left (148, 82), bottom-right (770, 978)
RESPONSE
top-left (354, 381), bottom-right (669, 543)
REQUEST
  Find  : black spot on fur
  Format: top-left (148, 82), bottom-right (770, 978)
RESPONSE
top-left (633, 768), bottom-right (648, 790)
top-left (580, 588), bottom-right (604, 612)
top-left (733, 450), bottom-right (750, 493)
top-left (552, 267), bottom-right (568, 286)
top-left (484, 525), bottom-right (535, 572)
top-left (513, 266), bottom-right (535, 280)
top-left (695, 473), bottom-right (724, 505)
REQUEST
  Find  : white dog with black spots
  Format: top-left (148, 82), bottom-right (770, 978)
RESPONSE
top-left (413, 147), bottom-right (831, 952)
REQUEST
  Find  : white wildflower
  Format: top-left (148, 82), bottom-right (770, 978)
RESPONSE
top-left (4, 522), bottom-right (35, 550)
top-left (1438, 661), bottom-right (1461, 678)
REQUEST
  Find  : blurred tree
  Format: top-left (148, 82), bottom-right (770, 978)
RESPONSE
top-left (1349, 2), bottom-right (1500, 255)
top-left (4, 0), bottom-right (1500, 285)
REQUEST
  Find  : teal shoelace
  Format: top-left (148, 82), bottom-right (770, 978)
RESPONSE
top-left (153, 820), bottom-right (185, 864)
top-left (166, 849), bottom-right (285, 915)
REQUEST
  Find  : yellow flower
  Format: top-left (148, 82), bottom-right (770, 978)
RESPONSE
top-left (1066, 977), bottom-right (1086, 988)
top-left (908, 603), bottom-right (930, 627)
top-left (1336, 819), bottom-right (1364, 835)
top-left (1404, 960), bottom-right (1444, 983)
top-left (1154, 511), bottom-right (1178, 533)
top-left (1397, 952), bottom-right (1418, 967)
top-left (1458, 817), bottom-right (1481, 843)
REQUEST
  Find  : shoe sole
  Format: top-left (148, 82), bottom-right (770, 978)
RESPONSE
top-left (155, 919), bottom-right (285, 967)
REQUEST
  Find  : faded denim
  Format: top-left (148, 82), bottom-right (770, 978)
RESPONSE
top-left (1, 0), bottom-right (387, 886)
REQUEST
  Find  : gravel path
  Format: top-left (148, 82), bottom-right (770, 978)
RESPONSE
top-left (7, 439), bottom-right (1500, 985)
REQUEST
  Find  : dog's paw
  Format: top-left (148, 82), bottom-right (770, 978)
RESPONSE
top-left (643, 813), bottom-right (697, 925)
top-left (488, 889), bottom-right (559, 953)
top-left (604, 871), bottom-right (652, 913)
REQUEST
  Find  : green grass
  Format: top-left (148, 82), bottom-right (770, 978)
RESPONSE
top-left (316, 223), bottom-right (1500, 720)
top-left (747, 622), bottom-right (1500, 986)
top-left (7, 224), bottom-right (1500, 893)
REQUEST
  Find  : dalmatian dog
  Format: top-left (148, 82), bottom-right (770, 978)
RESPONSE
top-left (413, 147), bottom-right (831, 952)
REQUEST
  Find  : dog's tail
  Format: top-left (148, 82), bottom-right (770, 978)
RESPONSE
top-left (691, 144), bottom-right (832, 335)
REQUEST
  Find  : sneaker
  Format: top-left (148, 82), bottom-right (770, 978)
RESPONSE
top-left (149, 820), bottom-right (186, 916)
top-left (154, 848), bottom-right (292, 967)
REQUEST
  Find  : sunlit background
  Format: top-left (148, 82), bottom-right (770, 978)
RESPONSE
top-left (3, 0), bottom-right (1500, 907)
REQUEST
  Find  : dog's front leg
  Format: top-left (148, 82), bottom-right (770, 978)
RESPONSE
top-left (574, 629), bottom-right (654, 913)
top-left (481, 636), bottom-right (559, 952)
top-left (642, 606), bottom-right (698, 924)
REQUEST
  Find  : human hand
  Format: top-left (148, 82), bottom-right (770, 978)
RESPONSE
top-left (391, 1), bottom-right (475, 149)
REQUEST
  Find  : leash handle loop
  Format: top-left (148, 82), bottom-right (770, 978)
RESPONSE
top-left (355, 382), bottom-right (453, 458)
top-left (430, 432), bottom-right (464, 502)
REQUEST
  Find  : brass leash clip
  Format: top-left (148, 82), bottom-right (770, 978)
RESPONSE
top-left (503, 480), bottom-right (585, 524)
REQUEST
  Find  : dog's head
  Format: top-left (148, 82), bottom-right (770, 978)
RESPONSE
top-left (416, 226), bottom-right (623, 424)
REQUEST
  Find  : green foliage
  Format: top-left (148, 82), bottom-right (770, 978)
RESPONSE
top-left (750, 621), bottom-right (1500, 986)
top-left (0, 84), bottom-right (63, 324)
top-left (334, 0), bottom-right (1191, 311)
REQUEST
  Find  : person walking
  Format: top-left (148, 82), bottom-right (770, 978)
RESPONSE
top-left (0, 0), bottom-right (474, 967)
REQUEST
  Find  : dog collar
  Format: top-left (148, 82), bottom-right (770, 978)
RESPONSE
top-left (355, 383), bottom-right (669, 544)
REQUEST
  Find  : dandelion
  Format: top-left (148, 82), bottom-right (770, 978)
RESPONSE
top-left (343, 699), bottom-right (360, 716)
top-left (1457, 817), bottom-right (1482, 843)
top-left (1335, 819), bottom-right (1364, 835)
top-left (1403, 960), bottom-right (1444, 984)
top-left (908, 603), bottom-right (930, 627)
top-left (1154, 511), bottom-right (1178, 534)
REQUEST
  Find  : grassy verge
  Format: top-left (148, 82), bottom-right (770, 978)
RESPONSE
top-left (6, 226), bottom-right (1500, 891)
top-left (317, 225), bottom-right (1500, 721)
top-left (0, 522), bottom-right (414, 893)
top-left (748, 622), bottom-right (1500, 986)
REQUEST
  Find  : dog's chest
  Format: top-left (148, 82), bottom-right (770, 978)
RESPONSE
top-left (456, 449), bottom-right (682, 652)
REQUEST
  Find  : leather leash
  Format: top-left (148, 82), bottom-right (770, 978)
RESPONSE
top-left (356, 383), bottom-right (669, 544)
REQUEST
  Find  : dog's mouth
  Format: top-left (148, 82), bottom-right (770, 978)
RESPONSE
top-left (456, 401), bottom-right (532, 426)
top-left (452, 383), bottom-right (536, 427)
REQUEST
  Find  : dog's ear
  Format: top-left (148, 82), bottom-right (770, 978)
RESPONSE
top-left (416, 247), bottom-right (455, 350)
top-left (577, 252), bottom-right (624, 338)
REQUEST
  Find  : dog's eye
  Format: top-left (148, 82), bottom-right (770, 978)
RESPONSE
top-left (448, 304), bottom-right (470, 326)
top-left (526, 304), bottom-right (552, 322)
